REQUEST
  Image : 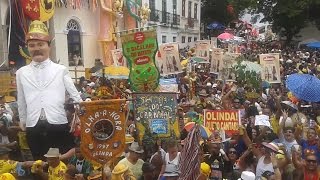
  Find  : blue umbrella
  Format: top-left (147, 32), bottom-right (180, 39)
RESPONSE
top-left (207, 21), bottom-right (225, 30)
top-left (286, 73), bottom-right (320, 102)
top-left (306, 42), bottom-right (320, 48)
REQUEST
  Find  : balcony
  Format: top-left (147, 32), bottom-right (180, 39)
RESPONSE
top-left (149, 9), bottom-right (180, 26)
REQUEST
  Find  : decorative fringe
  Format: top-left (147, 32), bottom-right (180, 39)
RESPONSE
top-left (55, 0), bottom-right (98, 11)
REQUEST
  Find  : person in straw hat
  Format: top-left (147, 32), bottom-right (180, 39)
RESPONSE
top-left (116, 142), bottom-right (144, 179)
top-left (34, 148), bottom-right (67, 180)
top-left (16, 20), bottom-right (82, 161)
top-left (112, 163), bottom-right (136, 180)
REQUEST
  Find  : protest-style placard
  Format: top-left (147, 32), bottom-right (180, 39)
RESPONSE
top-left (218, 53), bottom-right (241, 80)
top-left (211, 37), bottom-right (218, 48)
top-left (195, 40), bottom-right (211, 61)
top-left (111, 49), bottom-right (127, 67)
top-left (255, 114), bottom-right (271, 127)
top-left (158, 43), bottom-right (182, 75)
top-left (204, 110), bottom-right (240, 135)
top-left (210, 48), bottom-right (224, 73)
top-left (259, 53), bottom-right (281, 83)
top-left (79, 100), bottom-right (127, 165)
top-left (133, 93), bottom-right (179, 138)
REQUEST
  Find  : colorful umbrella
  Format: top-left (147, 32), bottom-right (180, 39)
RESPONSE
top-left (306, 42), bottom-right (320, 48)
top-left (217, 32), bottom-right (234, 40)
top-left (184, 122), bottom-right (212, 139)
top-left (286, 73), bottom-right (320, 102)
top-left (104, 66), bottom-right (130, 79)
top-left (190, 57), bottom-right (207, 63)
top-left (207, 21), bottom-right (225, 30)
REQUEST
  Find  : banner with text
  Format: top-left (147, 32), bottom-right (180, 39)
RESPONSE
top-left (111, 49), bottom-right (128, 67)
top-left (211, 37), bottom-right (218, 48)
top-left (218, 53), bottom-right (240, 80)
top-left (204, 109), bottom-right (240, 135)
top-left (195, 40), bottom-right (211, 61)
top-left (121, 29), bottom-right (160, 92)
top-left (158, 43), bottom-right (182, 75)
top-left (133, 93), bottom-right (180, 139)
top-left (259, 53), bottom-right (281, 83)
top-left (210, 48), bottom-right (224, 73)
top-left (79, 100), bottom-right (126, 165)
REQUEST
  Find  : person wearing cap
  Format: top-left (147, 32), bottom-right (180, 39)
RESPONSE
top-left (116, 142), bottom-right (144, 179)
top-left (237, 171), bottom-right (255, 180)
top-left (197, 162), bottom-right (211, 180)
top-left (34, 148), bottom-right (67, 180)
top-left (112, 163), bottom-right (136, 180)
top-left (0, 173), bottom-right (16, 180)
top-left (16, 20), bottom-right (82, 160)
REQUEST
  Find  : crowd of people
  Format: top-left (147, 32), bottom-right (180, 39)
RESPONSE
top-left (1, 20), bottom-right (320, 180)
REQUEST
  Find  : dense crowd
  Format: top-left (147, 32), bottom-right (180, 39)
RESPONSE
top-left (1, 20), bottom-right (320, 180)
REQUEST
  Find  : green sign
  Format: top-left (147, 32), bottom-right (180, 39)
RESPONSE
top-left (133, 93), bottom-right (179, 138)
top-left (121, 29), bottom-right (160, 92)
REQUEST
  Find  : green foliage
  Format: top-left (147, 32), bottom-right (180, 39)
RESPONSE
top-left (227, 0), bottom-right (320, 44)
top-left (201, 0), bottom-right (233, 29)
top-left (232, 56), bottom-right (262, 90)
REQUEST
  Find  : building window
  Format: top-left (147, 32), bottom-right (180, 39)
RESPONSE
top-left (173, 0), bottom-right (177, 14)
top-left (188, 1), bottom-right (192, 18)
top-left (67, 19), bottom-right (82, 66)
top-left (149, 0), bottom-right (155, 10)
top-left (162, 36), bottom-right (167, 43)
top-left (194, 3), bottom-right (198, 19)
top-left (182, 0), bottom-right (186, 17)
top-left (194, 37), bottom-right (198, 42)
top-left (182, 36), bottom-right (186, 43)
top-left (188, 37), bottom-right (192, 42)
top-left (162, 0), bottom-right (167, 23)
top-left (173, 36), bottom-right (177, 42)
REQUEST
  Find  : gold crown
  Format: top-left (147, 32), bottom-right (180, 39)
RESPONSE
top-left (26, 20), bottom-right (50, 42)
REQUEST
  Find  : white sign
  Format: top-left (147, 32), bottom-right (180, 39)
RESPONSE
top-left (255, 115), bottom-right (271, 127)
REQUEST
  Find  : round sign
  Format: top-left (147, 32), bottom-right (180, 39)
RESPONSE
top-left (92, 119), bottom-right (115, 141)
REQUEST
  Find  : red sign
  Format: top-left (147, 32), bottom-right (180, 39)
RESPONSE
top-left (163, 46), bottom-right (174, 51)
top-left (134, 56), bottom-right (150, 65)
top-left (204, 110), bottom-right (240, 135)
top-left (134, 32), bottom-right (145, 44)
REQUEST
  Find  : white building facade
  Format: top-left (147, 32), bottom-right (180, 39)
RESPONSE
top-left (146, 0), bottom-right (201, 49)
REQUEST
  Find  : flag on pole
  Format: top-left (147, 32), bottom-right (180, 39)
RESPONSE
top-left (178, 125), bottom-right (201, 180)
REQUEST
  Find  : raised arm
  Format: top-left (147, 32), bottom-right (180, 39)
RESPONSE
top-left (240, 126), bottom-right (262, 159)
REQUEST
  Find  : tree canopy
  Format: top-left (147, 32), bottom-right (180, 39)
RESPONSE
top-left (201, 0), bottom-right (320, 44)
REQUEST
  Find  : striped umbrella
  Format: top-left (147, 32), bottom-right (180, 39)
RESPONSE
top-left (178, 125), bottom-right (201, 180)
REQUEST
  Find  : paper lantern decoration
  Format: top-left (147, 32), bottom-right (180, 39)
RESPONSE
top-left (21, 0), bottom-right (55, 22)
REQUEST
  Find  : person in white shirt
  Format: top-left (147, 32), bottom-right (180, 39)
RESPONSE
top-left (16, 20), bottom-right (82, 160)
